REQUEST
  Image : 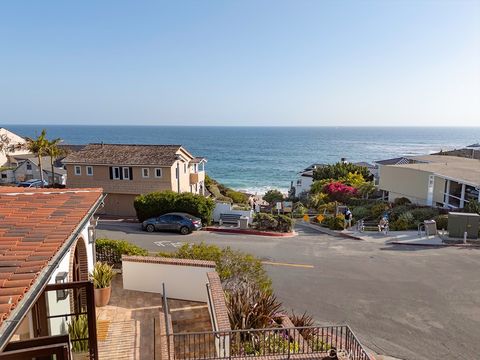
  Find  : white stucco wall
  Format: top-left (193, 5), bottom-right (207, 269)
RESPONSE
top-left (45, 222), bottom-right (94, 336)
top-left (213, 202), bottom-right (253, 223)
top-left (122, 259), bottom-right (213, 302)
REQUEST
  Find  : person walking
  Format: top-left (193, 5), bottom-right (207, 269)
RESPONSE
top-left (344, 207), bottom-right (353, 229)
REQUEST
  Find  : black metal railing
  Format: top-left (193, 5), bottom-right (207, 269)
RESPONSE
top-left (170, 325), bottom-right (371, 360)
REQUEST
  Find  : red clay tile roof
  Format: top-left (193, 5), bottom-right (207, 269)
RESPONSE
top-left (0, 187), bottom-right (103, 326)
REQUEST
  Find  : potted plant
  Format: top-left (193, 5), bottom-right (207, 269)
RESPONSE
top-left (90, 262), bottom-right (114, 307)
top-left (68, 314), bottom-right (89, 360)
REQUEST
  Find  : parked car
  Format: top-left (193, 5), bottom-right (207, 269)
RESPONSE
top-left (17, 179), bottom-right (48, 188)
top-left (142, 212), bottom-right (202, 235)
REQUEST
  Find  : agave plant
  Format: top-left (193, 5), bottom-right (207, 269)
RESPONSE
top-left (90, 262), bottom-right (114, 289)
top-left (68, 314), bottom-right (89, 353)
top-left (289, 311), bottom-right (315, 340)
top-left (226, 281), bottom-right (282, 331)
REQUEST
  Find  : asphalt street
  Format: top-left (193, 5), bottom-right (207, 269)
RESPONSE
top-left (97, 221), bottom-right (480, 360)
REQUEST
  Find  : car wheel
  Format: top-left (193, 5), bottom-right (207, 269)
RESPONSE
top-left (146, 224), bottom-right (155, 232)
top-left (180, 226), bottom-right (190, 235)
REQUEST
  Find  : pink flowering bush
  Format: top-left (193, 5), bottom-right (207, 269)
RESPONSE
top-left (323, 181), bottom-right (358, 202)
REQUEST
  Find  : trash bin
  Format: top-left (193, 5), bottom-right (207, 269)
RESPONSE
top-left (239, 216), bottom-right (249, 230)
top-left (424, 220), bottom-right (437, 236)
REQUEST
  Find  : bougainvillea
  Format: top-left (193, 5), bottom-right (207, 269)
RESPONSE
top-left (323, 181), bottom-right (358, 202)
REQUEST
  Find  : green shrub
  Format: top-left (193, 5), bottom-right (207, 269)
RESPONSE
top-left (292, 202), bottom-right (307, 217)
top-left (275, 214), bottom-right (294, 232)
top-left (226, 190), bottom-right (249, 204)
top-left (351, 206), bottom-right (369, 220)
top-left (95, 239), bottom-right (148, 267)
top-left (434, 214), bottom-right (448, 230)
top-left (410, 207), bottom-right (439, 222)
top-left (158, 242), bottom-right (272, 293)
top-left (253, 213), bottom-right (278, 231)
top-left (391, 211), bottom-right (415, 230)
top-left (370, 202), bottom-right (388, 219)
top-left (393, 197), bottom-right (412, 206)
top-left (134, 190), bottom-right (215, 224)
top-left (252, 213), bottom-right (293, 233)
top-left (313, 162), bottom-right (372, 182)
top-left (325, 215), bottom-right (345, 230)
top-left (465, 201), bottom-right (480, 215)
top-left (388, 205), bottom-right (410, 222)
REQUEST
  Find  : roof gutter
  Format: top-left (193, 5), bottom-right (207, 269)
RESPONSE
top-left (0, 193), bottom-right (106, 351)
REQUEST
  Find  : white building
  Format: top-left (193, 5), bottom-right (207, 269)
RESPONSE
top-left (0, 128), bottom-right (31, 183)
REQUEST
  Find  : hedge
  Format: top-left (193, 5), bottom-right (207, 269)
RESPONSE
top-left (134, 190), bottom-right (215, 224)
top-left (252, 213), bottom-right (294, 233)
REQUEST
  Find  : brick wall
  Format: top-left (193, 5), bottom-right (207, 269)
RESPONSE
top-left (206, 272), bottom-right (231, 332)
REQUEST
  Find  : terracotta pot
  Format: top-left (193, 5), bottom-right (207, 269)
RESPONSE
top-left (94, 286), bottom-right (111, 307)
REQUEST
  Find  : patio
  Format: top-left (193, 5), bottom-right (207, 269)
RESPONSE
top-left (96, 275), bottom-right (213, 360)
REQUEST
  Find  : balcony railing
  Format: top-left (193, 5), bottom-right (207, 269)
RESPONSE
top-left (169, 325), bottom-right (371, 360)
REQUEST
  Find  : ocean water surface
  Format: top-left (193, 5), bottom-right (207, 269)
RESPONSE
top-left (5, 125), bottom-right (480, 193)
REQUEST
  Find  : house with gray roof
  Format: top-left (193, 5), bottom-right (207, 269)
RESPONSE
top-left (377, 154), bottom-right (480, 208)
top-left (63, 143), bottom-right (207, 216)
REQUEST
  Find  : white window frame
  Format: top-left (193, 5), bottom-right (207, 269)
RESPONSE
top-left (142, 168), bottom-right (149, 178)
top-left (122, 167), bottom-right (130, 180)
top-left (112, 166), bottom-right (120, 180)
top-left (155, 168), bottom-right (162, 178)
top-left (86, 166), bottom-right (93, 176)
top-left (74, 166), bottom-right (81, 176)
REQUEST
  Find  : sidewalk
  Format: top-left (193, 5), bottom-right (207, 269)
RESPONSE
top-left (301, 221), bottom-right (480, 248)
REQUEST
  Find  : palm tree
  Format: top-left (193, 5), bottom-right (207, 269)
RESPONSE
top-left (45, 138), bottom-right (63, 185)
top-left (25, 129), bottom-right (49, 184)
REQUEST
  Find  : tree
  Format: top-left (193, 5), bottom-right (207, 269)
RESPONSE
top-left (357, 181), bottom-right (376, 199)
top-left (263, 189), bottom-right (284, 205)
top-left (313, 162), bottom-right (372, 182)
top-left (25, 129), bottom-right (49, 184)
top-left (45, 138), bottom-right (63, 185)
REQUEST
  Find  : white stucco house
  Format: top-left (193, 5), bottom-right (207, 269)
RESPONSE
top-left (0, 128), bottom-right (31, 183)
top-left (0, 187), bottom-right (104, 354)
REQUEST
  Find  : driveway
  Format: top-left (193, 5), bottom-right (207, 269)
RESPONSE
top-left (97, 221), bottom-right (480, 360)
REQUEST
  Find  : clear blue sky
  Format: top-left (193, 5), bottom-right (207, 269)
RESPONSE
top-left (0, 0), bottom-right (479, 126)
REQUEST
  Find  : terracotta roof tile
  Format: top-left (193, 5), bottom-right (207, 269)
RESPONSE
top-left (0, 187), bottom-right (103, 327)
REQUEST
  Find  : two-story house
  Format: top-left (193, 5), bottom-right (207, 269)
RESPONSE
top-left (63, 143), bottom-right (207, 216)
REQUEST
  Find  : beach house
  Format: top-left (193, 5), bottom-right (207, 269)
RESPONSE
top-left (377, 154), bottom-right (480, 208)
top-left (0, 128), bottom-right (31, 183)
top-left (0, 187), bottom-right (104, 357)
top-left (63, 143), bottom-right (207, 216)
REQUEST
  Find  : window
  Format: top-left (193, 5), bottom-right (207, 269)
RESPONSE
top-left (86, 166), bottom-right (93, 176)
top-left (26, 162), bottom-right (32, 170)
top-left (122, 167), bottom-right (130, 180)
top-left (74, 166), bottom-right (81, 176)
top-left (112, 167), bottom-right (120, 180)
top-left (155, 168), bottom-right (162, 178)
top-left (1, 174), bottom-right (6, 179)
top-left (142, 168), bottom-right (149, 178)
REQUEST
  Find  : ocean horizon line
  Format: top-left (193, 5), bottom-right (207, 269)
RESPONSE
top-left (3, 124), bottom-right (480, 129)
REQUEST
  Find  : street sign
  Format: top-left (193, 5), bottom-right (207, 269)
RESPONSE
top-left (283, 201), bottom-right (293, 213)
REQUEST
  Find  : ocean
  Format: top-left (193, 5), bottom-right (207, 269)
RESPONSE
top-left (5, 125), bottom-right (480, 194)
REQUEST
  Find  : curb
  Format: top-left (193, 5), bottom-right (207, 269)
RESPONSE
top-left (390, 241), bottom-right (480, 248)
top-left (298, 222), bottom-right (364, 240)
top-left (204, 227), bottom-right (297, 237)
